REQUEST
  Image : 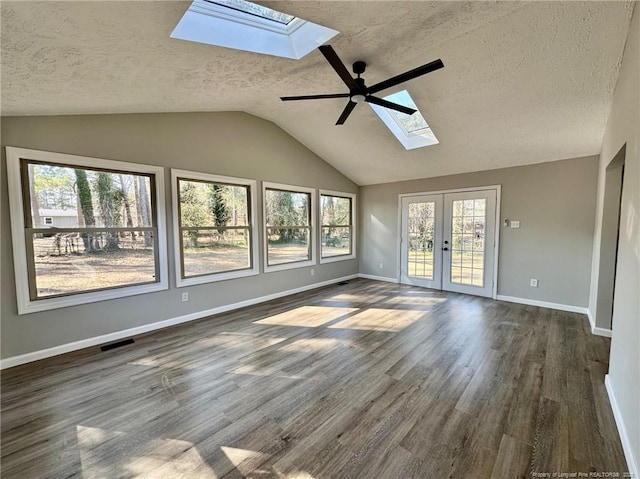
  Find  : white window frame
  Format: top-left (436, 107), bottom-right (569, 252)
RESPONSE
top-left (319, 189), bottom-right (357, 264)
top-left (263, 181), bottom-right (316, 273)
top-left (171, 169), bottom-right (258, 287)
top-left (5, 147), bottom-right (169, 315)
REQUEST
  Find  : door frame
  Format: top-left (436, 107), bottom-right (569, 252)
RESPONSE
top-left (397, 185), bottom-right (502, 299)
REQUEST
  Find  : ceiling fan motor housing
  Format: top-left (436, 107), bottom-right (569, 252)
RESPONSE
top-left (353, 61), bottom-right (366, 75)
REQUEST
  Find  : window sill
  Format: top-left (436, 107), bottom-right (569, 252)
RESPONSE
top-left (176, 268), bottom-right (259, 288)
top-left (264, 258), bottom-right (315, 273)
top-left (319, 254), bottom-right (356, 265)
top-left (16, 282), bottom-right (169, 315)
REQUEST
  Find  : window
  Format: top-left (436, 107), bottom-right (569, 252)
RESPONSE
top-left (170, 0), bottom-right (338, 59)
top-left (320, 190), bottom-right (356, 263)
top-left (369, 89), bottom-right (439, 150)
top-left (5, 147), bottom-right (168, 314)
top-left (172, 170), bottom-right (258, 286)
top-left (263, 182), bottom-right (316, 271)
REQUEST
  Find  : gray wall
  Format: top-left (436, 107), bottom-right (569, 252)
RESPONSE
top-left (0, 112), bottom-right (358, 359)
top-left (359, 156), bottom-right (598, 307)
top-left (590, 5), bottom-right (639, 473)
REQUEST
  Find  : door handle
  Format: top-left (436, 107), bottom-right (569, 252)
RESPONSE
top-left (442, 247), bottom-right (449, 251)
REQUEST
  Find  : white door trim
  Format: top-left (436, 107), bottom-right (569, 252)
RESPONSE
top-left (397, 185), bottom-right (501, 299)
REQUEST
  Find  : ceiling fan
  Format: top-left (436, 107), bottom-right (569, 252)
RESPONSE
top-left (280, 45), bottom-right (444, 125)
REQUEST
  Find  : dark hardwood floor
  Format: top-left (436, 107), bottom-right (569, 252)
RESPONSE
top-left (0, 279), bottom-right (628, 478)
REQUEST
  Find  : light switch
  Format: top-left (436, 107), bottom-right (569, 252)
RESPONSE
top-left (510, 220), bottom-right (520, 228)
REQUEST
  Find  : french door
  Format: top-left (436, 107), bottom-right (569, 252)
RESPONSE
top-left (400, 188), bottom-right (497, 298)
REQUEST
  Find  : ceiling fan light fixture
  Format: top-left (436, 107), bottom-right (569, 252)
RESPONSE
top-left (351, 94), bottom-right (366, 103)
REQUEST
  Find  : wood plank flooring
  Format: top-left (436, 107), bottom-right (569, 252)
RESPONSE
top-left (0, 279), bottom-right (628, 478)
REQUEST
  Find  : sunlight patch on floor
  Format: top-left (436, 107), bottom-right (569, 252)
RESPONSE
top-left (253, 305), bottom-right (357, 327)
top-left (280, 337), bottom-right (347, 352)
top-left (279, 468), bottom-right (317, 478)
top-left (77, 425), bottom-right (218, 478)
top-left (329, 308), bottom-right (424, 332)
top-left (221, 445), bottom-right (268, 475)
top-left (128, 357), bottom-right (160, 367)
top-left (382, 295), bottom-right (446, 306)
top-left (327, 293), bottom-right (388, 303)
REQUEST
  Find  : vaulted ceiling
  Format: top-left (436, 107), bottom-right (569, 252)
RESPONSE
top-left (1, 1), bottom-right (635, 185)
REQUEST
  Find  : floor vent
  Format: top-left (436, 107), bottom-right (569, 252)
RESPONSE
top-left (336, 281), bottom-right (350, 285)
top-left (101, 338), bottom-right (135, 352)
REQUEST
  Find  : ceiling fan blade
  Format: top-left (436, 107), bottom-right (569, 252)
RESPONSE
top-left (336, 101), bottom-right (357, 125)
top-left (367, 59), bottom-right (444, 95)
top-left (280, 93), bottom-right (350, 101)
top-left (365, 96), bottom-right (416, 115)
top-left (318, 45), bottom-right (358, 91)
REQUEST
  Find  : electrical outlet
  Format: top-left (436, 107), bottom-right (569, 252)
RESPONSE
top-left (310, 268), bottom-right (315, 276)
top-left (379, 262), bottom-right (384, 269)
top-left (530, 279), bottom-right (538, 288)
top-left (181, 292), bottom-right (189, 302)
top-left (510, 220), bottom-right (520, 228)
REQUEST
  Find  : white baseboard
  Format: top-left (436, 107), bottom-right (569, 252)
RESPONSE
top-left (587, 309), bottom-right (613, 337)
top-left (358, 273), bottom-right (399, 283)
top-left (496, 295), bottom-right (589, 314)
top-left (592, 326), bottom-right (613, 338)
top-left (605, 375), bottom-right (639, 478)
top-left (0, 274), bottom-right (359, 370)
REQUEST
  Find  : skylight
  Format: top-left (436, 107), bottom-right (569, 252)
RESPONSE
top-left (210, 0), bottom-right (294, 25)
top-left (369, 90), bottom-right (439, 150)
top-left (171, 0), bottom-right (338, 60)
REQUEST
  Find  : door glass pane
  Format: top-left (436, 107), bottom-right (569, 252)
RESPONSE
top-left (407, 201), bottom-right (435, 279)
top-left (450, 198), bottom-right (486, 286)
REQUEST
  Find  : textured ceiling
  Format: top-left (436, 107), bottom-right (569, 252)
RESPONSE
top-left (1, 1), bottom-right (634, 185)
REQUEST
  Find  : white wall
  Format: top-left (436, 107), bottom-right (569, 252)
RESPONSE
top-left (589, 5), bottom-right (640, 475)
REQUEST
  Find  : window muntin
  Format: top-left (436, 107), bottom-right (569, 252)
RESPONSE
top-left (320, 191), bottom-right (356, 262)
top-left (6, 147), bottom-right (168, 314)
top-left (264, 184), bottom-right (315, 270)
top-left (176, 177), bottom-right (253, 280)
